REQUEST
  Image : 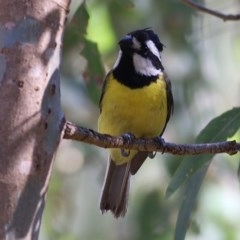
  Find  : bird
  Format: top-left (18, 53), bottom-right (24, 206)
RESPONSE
top-left (98, 28), bottom-right (173, 218)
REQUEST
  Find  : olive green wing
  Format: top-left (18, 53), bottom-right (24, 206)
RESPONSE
top-left (99, 70), bottom-right (112, 113)
top-left (160, 72), bottom-right (174, 135)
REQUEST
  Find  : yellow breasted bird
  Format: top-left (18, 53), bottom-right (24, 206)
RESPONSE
top-left (98, 28), bottom-right (173, 218)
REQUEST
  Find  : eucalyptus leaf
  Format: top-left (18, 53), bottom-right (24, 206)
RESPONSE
top-left (167, 107), bottom-right (240, 240)
top-left (63, 1), bottom-right (89, 51)
top-left (82, 38), bottom-right (105, 104)
top-left (174, 163), bottom-right (210, 240)
top-left (166, 107), bottom-right (240, 198)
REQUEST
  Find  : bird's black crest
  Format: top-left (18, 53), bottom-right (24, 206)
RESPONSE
top-left (128, 28), bottom-right (164, 52)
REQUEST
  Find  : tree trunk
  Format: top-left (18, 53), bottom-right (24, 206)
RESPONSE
top-left (0, 0), bottom-right (70, 239)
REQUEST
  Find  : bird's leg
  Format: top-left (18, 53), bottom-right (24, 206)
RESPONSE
top-left (120, 132), bottom-right (135, 157)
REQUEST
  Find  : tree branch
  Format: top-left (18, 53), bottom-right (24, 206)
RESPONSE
top-left (63, 121), bottom-right (240, 156)
top-left (183, 0), bottom-right (240, 21)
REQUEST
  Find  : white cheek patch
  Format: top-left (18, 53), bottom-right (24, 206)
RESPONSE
top-left (133, 53), bottom-right (161, 76)
top-left (146, 40), bottom-right (161, 60)
top-left (113, 50), bottom-right (122, 69)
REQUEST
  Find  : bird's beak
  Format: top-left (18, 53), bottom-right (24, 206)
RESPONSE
top-left (118, 35), bottom-right (132, 53)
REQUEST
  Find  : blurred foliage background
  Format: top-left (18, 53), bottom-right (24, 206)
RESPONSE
top-left (39, 0), bottom-right (240, 239)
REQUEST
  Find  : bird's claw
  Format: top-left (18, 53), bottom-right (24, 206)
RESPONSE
top-left (120, 132), bottom-right (135, 157)
top-left (121, 148), bottom-right (131, 157)
top-left (148, 151), bottom-right (157, 159)
top-left (156, 136), bottom-right (166, 154)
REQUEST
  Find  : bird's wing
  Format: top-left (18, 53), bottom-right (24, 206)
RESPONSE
top-left (99, 70), bottom-right (113, 113)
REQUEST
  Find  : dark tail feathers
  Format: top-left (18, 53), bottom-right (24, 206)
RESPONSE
top-left (100, 152), bottom-right (149, 218)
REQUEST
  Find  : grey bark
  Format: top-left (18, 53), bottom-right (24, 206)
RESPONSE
top-left (0, 0), bottom-right (70, 239)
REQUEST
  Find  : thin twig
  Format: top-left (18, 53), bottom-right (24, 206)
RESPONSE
top-left (183, 0), bottom-right (240, 21)
top-left (63, 121), bottom-right (240, 156)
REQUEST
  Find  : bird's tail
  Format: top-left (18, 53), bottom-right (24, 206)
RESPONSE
top-left (100, 159), bottom-right (130, 218)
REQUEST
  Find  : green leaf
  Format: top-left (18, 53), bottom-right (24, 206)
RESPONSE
top-left (63, 1), bottom-right (105, 104)
top-left (166, 107), bottom-right (240, 198)
top-left (174, 164), bottom-right (209, 240)
top-left (166, 107), bottom-right (240, 240)
top-left (82, 38), bottom-right (105, 104)
top-left (63, 1), bottom-right (89, 51)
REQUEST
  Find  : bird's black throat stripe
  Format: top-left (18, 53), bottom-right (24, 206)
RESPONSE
top-left (136, 48), bottom-right (164, 71)
top-left (113, 54), bottom-right (161, 89)
top-left (146, 51), bottom-right (163, 70)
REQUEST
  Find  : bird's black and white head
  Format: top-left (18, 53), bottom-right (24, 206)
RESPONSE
top-left (113, 28), bottom-right (164, 83)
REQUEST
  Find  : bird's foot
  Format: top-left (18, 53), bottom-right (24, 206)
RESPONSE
top-left (156, 136), bottom-right (166, 154)
top-left (121, 148), bottom-right (130, 157)
top-left (120, 132), bottom-right (135, 157)
top-left (148, 151), bottom-right (157, 159)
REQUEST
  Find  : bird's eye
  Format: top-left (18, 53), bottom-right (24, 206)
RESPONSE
top-left (142, 45), bottom-right (149, 56)
top-left (143, 45), bottom-right (148, 51)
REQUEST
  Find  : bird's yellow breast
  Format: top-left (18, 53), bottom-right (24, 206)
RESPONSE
top-left (98, 73), bottom-right (168, 164)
